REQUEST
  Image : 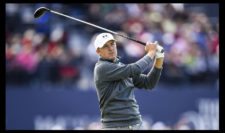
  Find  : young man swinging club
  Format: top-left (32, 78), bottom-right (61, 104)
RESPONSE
top-left (93, 33), bottom-right (164, 130)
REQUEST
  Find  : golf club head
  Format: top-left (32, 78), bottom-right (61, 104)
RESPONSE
top-left (34, 7), bottom-right (50, 18)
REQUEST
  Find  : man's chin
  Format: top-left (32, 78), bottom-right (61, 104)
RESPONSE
top-left (109, 56), bottom-right (116, 61)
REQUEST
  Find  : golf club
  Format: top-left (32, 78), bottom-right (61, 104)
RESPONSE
top-left (34, 7), bottom-right (164, 53)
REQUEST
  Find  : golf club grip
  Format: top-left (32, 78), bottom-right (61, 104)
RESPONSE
top-left (117, 34), bottom-right (164, 53)
top-left (117, 34), bottom-right (146, 46)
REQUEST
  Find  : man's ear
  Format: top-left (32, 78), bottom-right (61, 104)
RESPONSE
top-left (96, 48), bottom-right (100, 55)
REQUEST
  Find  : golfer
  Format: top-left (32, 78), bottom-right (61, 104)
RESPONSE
top-left (93, 33), bottom-right (164, 130)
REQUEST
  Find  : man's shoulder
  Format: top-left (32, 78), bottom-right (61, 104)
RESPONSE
top-left (94, 60), bottom-right (111, 72)
top-left (95, 59), bottom-right (114, 67)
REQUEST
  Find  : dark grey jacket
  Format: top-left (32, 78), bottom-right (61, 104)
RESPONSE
top-left (94, 55), bottom-right (162, 128)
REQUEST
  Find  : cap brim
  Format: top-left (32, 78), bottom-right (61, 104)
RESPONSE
top-left (98, 39), bottom-right (115, 49)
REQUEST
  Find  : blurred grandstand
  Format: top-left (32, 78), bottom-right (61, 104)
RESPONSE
top-left (5, 4), bottom-right (219, 130)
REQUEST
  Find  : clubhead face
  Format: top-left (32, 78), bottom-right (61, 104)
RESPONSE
top-left (34, 7), bottom-right (50, 18)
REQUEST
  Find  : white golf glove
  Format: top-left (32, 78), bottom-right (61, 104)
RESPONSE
top-left (154, 41), bottom-right (164, 59)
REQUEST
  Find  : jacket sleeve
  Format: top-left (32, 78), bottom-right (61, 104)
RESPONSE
top-left (132, 67), bottom-right (162, 90)
top-left (95, 55), bottom-right (153, 81)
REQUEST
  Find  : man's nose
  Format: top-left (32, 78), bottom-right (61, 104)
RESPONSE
top-left (108, 45), bottom-right (114, 51)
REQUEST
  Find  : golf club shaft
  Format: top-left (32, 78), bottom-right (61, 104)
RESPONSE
top-left (50, 10), bottom-right (146, 46)
top-left (44, 8), bottom-right (163, 53)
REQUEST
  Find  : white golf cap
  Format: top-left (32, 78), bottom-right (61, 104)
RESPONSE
top-left (94, 33), bottom-right (115, 50)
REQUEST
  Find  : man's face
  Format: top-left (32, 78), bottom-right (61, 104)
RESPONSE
top-left (96, 40), bottom-right (117, 61)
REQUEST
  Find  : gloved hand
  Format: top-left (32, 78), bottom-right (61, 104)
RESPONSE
top-left (154, 41), bottom-right (164, 59)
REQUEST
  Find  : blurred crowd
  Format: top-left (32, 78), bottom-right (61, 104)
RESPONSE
top-left (6, 4), bottom-right (219, 89)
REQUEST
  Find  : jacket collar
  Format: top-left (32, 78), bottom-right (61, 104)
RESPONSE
top-left (99, 56), bottom-right (121, 63)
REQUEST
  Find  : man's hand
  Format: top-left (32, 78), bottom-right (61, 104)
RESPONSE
top-left (145, 41), bottom-right (157, 59)
top-left (155, 42), bottom-right (164, 59)
top-left (152, 41), bottom-right (164, 68)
